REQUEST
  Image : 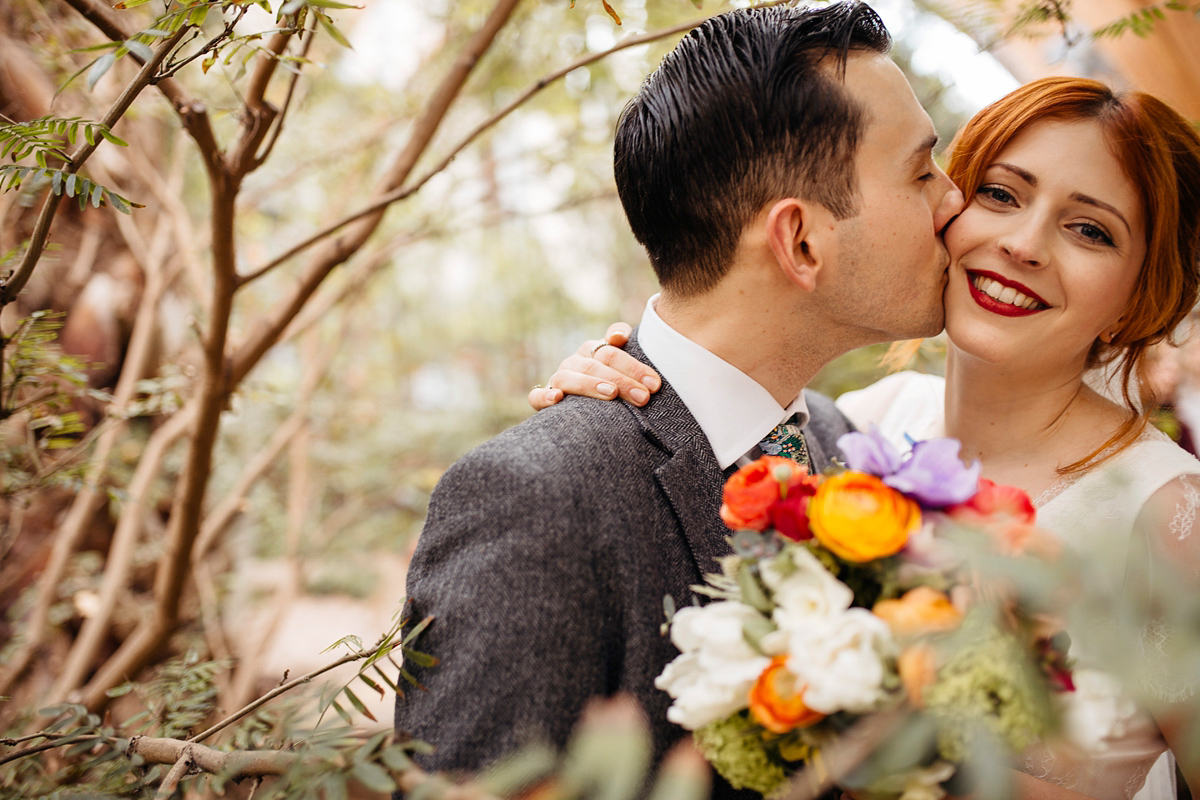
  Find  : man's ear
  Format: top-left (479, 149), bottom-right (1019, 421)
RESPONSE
top-left (765, 198), bottom-right (828, 292)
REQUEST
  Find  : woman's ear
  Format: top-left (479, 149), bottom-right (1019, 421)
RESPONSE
top-left (765, 198), bottom-right (828, 292)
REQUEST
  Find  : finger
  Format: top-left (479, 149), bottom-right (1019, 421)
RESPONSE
top-left (593, 344), bottom-right (661, 392)
top-left (527, 386), bottom-right (564, 411)
top-left (551, 362), bottom-right (653, 406)
top-left (604, 322), bottom-right (633, 347)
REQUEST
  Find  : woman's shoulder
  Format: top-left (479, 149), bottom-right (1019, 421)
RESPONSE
top-left (835, 371), bottom-right (945, 448)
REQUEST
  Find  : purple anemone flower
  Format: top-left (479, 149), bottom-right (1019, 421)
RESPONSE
top-left (884, 438), bottom-right (981, 507)
top-left (837, 426), bottom-right (904, 476)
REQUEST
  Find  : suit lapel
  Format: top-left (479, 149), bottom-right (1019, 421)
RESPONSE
top-left (623, 336), bottom-right (732, 583)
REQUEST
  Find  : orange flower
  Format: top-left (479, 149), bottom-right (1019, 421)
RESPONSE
top-left (897, 643), bottom-right (938, 708)
top-left (808, 471), bottom-right (920, 562)
top-left (748, 656), bottom-right (825, 734)
top-left (873, 587), bottom-right (963, 637)
top-left (720, 456), bottom-right (811, 532)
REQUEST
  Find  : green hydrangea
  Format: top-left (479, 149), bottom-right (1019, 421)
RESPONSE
top-left (695, 713), bottom-right (789, 796)
top-left (924, 623), bottom-right (1053, 764)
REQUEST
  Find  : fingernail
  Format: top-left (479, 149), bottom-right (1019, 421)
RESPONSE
top-left (631, 388), bottom-right (649, 404)
top-left (598, 382), bottom-right (616, 397)
top-left (549, 389), bottom-right (562, 402)
top-left (643, 376), bottom-right (661, 391)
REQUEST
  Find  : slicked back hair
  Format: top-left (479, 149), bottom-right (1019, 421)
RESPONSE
top-left (613, 2), bottom-right (892, 297)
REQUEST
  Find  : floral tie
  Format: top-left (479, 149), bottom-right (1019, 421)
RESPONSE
top-left (758, 416), bottom-right (812, 473)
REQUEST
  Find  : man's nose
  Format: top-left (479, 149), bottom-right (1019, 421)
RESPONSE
top-left (933, 171), bottom-right (965, 233)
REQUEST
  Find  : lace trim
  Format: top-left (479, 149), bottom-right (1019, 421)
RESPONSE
top-left (1168, 473), bottom-right (1200, 542)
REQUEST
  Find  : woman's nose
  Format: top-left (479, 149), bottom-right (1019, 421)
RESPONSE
top-left (999, 223), bottom-right (1049, 267)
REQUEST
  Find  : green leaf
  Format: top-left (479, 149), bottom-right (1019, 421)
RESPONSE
top-left (109, 192), bottom-right (132, 214)
top-left (99, 128), bottom-right (128, 147)
top-left (65, 173), bottom-right (77, 197)
top-left (352, 761), bottom-right (395, 793)
top-left (87, 53), bottom-right (117, 91)
top-left (372, 665), bottom-right (401, 694)
top-left (91, 183), bottom-right (104, 208)
top-left (330, 699), bottom-right (353, 726)
top-left (188, 5), bottom-right (210, 25)
top-left (343, 687), bottom-right (377, 722)
top-left (736, 563), bottom-right (772, 613)
top-left (359, 673), bottom-right (384, 698)
top-left (84, 125), bottom-right (97, 146)
top-left (399, 646), bottom-right (437, 668)
top-left (379, 746), bottom-right (412, 772)
top-left (52, 170), bottom-right (63, 195)
top-left (314, 10), bottom-right (352, 48)
top-left (401, 615), bottom-right (434, 646)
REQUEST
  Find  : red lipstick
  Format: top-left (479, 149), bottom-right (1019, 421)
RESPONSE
top-left (965, 270), bottom-right (1049, 318)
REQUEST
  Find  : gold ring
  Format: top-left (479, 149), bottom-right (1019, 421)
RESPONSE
top-left (532, 384), bottom-right (543, 390)
top-left (590, 341), bottom-right (610, 357)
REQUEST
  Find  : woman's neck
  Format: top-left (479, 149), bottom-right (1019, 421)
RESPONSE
top-left (942, 347), bottom-right (1127, 497)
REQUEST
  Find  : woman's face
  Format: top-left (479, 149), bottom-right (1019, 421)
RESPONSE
top-left (942, 118), bottom-right (1147, 374)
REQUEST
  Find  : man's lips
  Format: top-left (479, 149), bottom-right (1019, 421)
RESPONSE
top-left (965, 269), bottom-right (1050, 318)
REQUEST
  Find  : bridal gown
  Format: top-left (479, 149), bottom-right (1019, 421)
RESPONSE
top-left (836, 371), bottom-right (1200, 800)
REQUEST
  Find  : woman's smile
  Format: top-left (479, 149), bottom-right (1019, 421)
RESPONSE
top-left (965, 269), bottom-right (1049, 316)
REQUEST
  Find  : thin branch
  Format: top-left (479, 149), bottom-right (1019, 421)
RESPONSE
top-left (227, 0), bottom-right (525, 387)
top-left (235, 15), bottom-right (701, 289)
top-left (154, 752), bottom-right (194, 800)
top-left (254, 22), bottom-right (316, 168)
top-left (155, 9), bottom-right (250, 81)
top-left (227, 27), bottom-right (294, 175)
top-left (190, 640), bottom-right (398, 744)
top-left (0, 734), bottom-right (110, 768)
top-left (0, 23), bottom-right (190, 307)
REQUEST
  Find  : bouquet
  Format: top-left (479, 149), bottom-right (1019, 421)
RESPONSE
top-left (655, 428), bottom-right (1076, 799)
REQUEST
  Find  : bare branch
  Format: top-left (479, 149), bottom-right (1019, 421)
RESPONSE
top-left (154, 752), bottom-right (194, 800)
top-left (227, 28), bottom-right (294, 175)
top-left (0, 23), bottom-right (189, 307)
top-left (254, 23), bottom-right (316, 168)
top-left (227, 0), bottom-right (525, 386)
top-left (236, 14), bottom-right (702, 289)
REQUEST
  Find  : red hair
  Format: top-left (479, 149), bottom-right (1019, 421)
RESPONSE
top-left (947, 77), bottom-right (1200, 472)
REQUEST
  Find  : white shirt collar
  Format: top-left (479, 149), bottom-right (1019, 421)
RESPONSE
top-left (637, 294), bottom-right (809, 470)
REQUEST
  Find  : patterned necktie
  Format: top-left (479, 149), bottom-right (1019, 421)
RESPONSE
top-left (758, 416), bottom-right (812, 472)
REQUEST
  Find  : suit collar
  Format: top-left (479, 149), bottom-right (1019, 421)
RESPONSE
top-left (623, 334), bottom-right (732, 582)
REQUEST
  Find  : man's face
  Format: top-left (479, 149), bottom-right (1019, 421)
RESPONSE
top-left (819, 53), bottom-right (964, 344)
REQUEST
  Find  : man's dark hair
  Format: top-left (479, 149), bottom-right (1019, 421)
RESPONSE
top-left (613, 1), bottom-right (891, 296)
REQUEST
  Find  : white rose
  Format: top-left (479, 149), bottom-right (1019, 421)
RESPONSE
top-left (654, 602), bottom-right (771, 730)
top-left (761, 547), bottom-right (853, 634)
top-left (1060, 668), bottom-right (1139, 753)
top-left (787, 607), bottom-right (896, 714)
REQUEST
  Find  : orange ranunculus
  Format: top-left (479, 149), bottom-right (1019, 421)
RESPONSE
top-left (807, 471), bottom-right (920, 562)
top-left (748, 656), bottom-right (825, 734)
top-left (897, 643), bottom-right (938, 708)
top-left (720, 456), bottom-right (811, 532)
top-left (873, 586), bottom-right (963, 637)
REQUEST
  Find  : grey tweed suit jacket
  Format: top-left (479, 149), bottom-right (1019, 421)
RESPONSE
top-left (394, 334), bottom-right (854, 789)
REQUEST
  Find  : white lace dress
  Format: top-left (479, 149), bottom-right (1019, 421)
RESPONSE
top-left (836, 371), bottom-right (1200, 800)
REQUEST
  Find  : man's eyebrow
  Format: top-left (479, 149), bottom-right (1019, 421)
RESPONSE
top-left (907, 134), bottom-right (939, 169)
top-left (992, 162), bottom-right (1131, 235)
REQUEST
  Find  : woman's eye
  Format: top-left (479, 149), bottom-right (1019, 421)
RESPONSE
top-left (917, 172), bottom-right (934, 182)
top-left (977, 185), bottom-right (1015, 205)
top-left (1073, 222), bottom-right (1115, 246)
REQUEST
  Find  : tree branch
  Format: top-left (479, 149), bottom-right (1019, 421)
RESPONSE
top-left (226, 0), bottom-right (525, 387)
top-left (254, 23), bottom-right (316, 169)
top-left (0, 23), bottom-right (189, 307)
top-left (235, 14), bottom-right (702, 289)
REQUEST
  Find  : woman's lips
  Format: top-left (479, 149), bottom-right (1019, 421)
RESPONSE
top-left (965, 270), bottom-right (1049, 318)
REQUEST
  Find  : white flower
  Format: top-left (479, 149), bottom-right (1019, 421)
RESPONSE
top-left (761, 547), bottom-right (853, 634)
top-left (786, 607), bottom-right (896, 714)
top-left (654, 602), bottom-right (771, 730)
top-left (1060, 669), bottom-right (1139, 753)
